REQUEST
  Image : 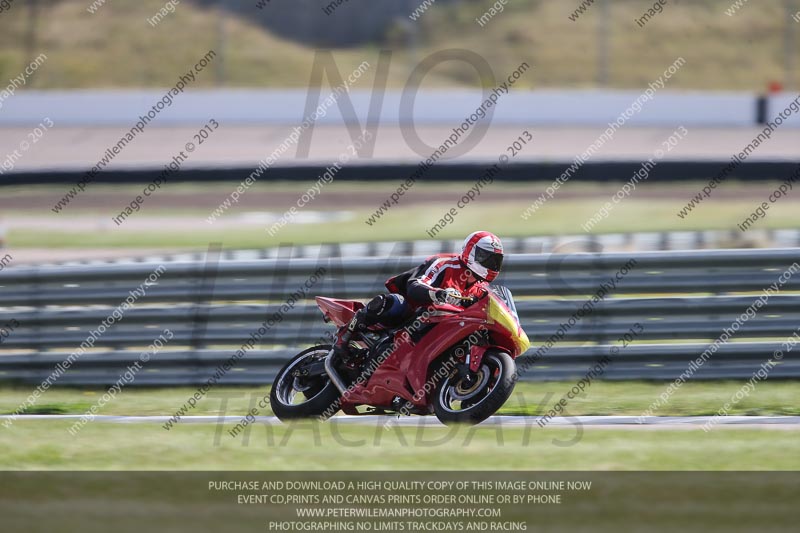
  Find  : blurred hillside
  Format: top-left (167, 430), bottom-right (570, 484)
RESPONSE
top-left (0, 0), bottom-right (797, 90)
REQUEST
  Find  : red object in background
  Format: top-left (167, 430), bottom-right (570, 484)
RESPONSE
top-left (768, 81), bottom-right (783, 93)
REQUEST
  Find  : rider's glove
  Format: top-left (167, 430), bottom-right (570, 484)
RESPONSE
top-left (431, 287), bottom-right (464, 306)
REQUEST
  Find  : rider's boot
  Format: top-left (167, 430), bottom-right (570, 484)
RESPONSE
top-left (332, 308), bottom-right (368, 362)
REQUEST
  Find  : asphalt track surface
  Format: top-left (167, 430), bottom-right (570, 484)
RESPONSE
top-left (4, 415), bottom-right (800, 429)
top-left (4, 125), bottom-right (800, 172)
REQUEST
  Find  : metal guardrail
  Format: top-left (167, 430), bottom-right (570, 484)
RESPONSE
top-left (1, 248), bottom-right (799, 386)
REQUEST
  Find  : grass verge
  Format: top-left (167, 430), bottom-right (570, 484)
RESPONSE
top-left (1, 381), bottom-right (798, 417)
top-left (3, 181), bottom-right (799, 249)
top-left (0, 419), bottom-right (797, 470)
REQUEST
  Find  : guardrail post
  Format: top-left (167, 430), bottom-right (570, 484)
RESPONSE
top-left (257, 244), bottom-right (294, 350)
top-left (189, 244), bottom-right (222, 354)
top-left (32, 266), bottom-right (43, 354)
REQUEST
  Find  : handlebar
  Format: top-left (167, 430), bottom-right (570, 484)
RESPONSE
top-left (454, 293), bottom-right (481, 307)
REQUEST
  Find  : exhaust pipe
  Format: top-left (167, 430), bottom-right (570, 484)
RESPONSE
top-left (324, 349), bottom-right (349, 395)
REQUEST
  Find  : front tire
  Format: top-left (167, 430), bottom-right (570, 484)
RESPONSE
top-left (270, 345), bottom-right (341, 421)
top-left (433, 351), bottom-right (516, 426)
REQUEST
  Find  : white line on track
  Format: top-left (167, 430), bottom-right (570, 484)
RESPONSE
top-left (2, 414), bottom-right (800, 428)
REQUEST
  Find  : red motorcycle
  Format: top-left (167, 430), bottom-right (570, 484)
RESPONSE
top-left (270, 286), bottom-right (530, 425)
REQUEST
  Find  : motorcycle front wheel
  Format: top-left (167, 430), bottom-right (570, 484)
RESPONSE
top-left (433, 351), bottom-right (516, 426)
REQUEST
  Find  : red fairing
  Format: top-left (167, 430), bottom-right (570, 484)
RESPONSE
top-left (315, 296), bottom-right (364, 327)
top-left (338, 293), bottom-right (522, 411)
top-left (273, 281), bottom-right (525, 425)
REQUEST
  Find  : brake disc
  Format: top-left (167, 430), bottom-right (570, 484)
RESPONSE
top-left (450, 364), bottom-right (490, 401)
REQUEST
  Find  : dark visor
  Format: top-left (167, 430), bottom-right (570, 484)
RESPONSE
top-left (474, 247), bottom-right (504, 271)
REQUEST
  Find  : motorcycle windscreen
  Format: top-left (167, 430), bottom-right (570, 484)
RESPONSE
top-left (486, 296), bottom-right (531, 355)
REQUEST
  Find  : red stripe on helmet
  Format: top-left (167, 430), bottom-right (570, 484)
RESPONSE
top-left (461, 230), bottom-right (492, 261)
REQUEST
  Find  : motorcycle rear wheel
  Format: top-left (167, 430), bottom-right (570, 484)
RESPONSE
top-left (270, 345), bottom-right (341, 421)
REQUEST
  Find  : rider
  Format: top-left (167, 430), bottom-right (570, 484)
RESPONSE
top-left (333, 231), bottom-right (505, 359)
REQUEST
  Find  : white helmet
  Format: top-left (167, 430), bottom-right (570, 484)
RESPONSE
top-left (460, 231), bottom-right (504, 281)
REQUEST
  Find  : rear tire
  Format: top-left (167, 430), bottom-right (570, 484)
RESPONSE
top-left (433, 351), bottom-right (516, 426)
top-left (270, 346), bottom-right (341, 421)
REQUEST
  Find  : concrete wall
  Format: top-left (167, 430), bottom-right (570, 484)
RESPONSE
top-left (3, 89), bottom-right (796, 128)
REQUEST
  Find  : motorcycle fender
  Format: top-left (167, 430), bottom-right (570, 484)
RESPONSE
top-left (468, 345), bottom-right (489, 373)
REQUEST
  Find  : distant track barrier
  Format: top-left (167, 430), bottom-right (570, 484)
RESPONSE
top-left (1, 248), bottom-right (799, 386)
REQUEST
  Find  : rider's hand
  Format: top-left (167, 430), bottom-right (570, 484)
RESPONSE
top-left (432, 288), bottom-right (464, 306)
